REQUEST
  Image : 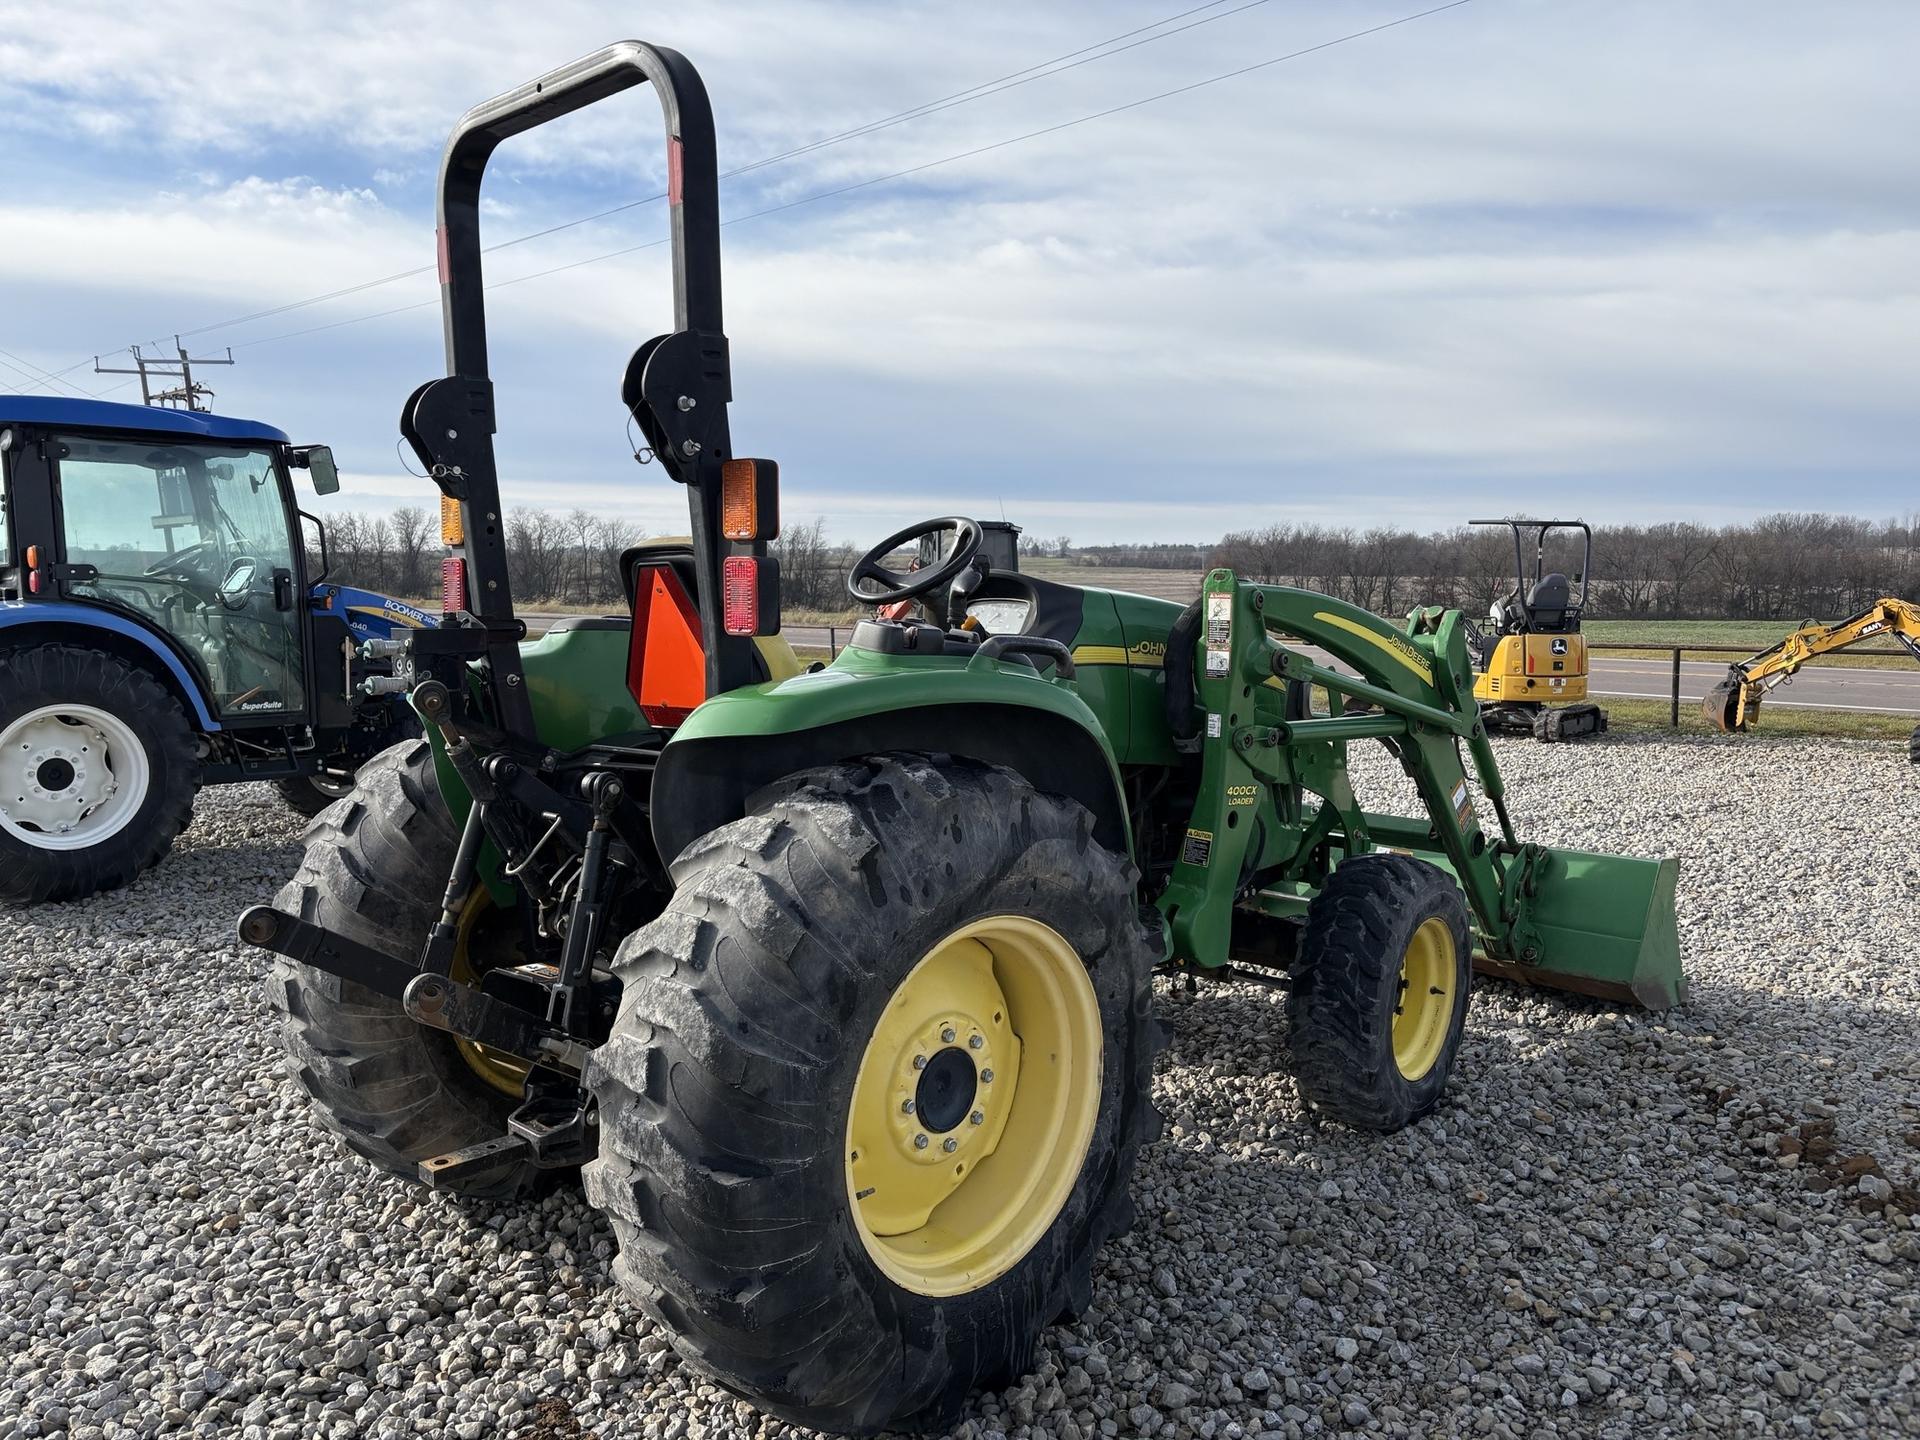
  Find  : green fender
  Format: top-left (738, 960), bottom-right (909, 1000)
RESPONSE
top-left (650, 643), bottom-right (1134, 867)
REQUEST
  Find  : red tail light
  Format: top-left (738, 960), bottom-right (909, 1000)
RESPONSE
top-left (722, 557), bottom-right (756, 635)
top-left (722, 556), bottom-right (780, 636)
top-left (441, 556), bottom-right (466, 612)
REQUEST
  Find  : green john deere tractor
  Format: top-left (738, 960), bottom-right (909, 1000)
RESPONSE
top-left (239, 42), bottom-right (1684, 1435)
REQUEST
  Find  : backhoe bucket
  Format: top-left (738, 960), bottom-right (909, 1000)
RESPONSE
top-left (1702, 672), bottom-right (1745, 732)
top-left (1475, 847), bottom-right (1684, 1010)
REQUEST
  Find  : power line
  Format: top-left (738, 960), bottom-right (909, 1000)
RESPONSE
top-left (0, 343), bottom-right (97, 397)
top-left (64, 0), bottom-right (1270, 366)
top-left (231, 1), bottom-right (1475, 354)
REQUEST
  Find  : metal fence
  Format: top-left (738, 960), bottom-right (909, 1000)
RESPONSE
top-left (1586, 644), bottom-right (1775, 727)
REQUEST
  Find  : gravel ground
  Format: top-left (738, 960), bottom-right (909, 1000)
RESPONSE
top-left (3, 733), bottom-right (1917, 1440)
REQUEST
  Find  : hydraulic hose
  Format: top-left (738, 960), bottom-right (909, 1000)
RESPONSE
top-left (1164, 598), bottom-right (1204, 752)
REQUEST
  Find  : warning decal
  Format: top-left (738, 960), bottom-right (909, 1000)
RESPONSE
top-left (1204, 592), bottom-right (1232, 676)
top-left (1181, 829), bottom-right (1214, 867)
top-left (1450, 778), bottom-right (1476, 829)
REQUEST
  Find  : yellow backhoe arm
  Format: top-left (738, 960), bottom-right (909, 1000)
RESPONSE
top-left (1705, 598), bottom-right (1920, 731)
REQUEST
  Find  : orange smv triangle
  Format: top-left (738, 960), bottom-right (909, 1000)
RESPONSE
top-left (628, 565), bottom-right (707, 727)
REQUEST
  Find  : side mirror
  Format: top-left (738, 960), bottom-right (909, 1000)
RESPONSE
top-left (295, 445), bottom-right (341, 496)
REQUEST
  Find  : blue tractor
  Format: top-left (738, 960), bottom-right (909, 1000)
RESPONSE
top-left (0, 396), bottom-right (428, 903)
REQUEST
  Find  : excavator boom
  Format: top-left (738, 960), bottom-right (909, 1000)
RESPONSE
top-left (1704, 598), bottom-right (1920, 732)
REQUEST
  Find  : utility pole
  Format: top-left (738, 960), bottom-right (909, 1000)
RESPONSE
top-left (93, 337), bottom-right (234, 411)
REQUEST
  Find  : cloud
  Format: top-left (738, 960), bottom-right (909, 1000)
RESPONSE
top-left (3, 0), bottom-right (1917, 541)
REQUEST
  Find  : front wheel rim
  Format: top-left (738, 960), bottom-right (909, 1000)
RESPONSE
top-left (845, 916), bottom-right (1103, 1298)
top-left (1392, 916), bottom-right (1456, 1081)
top-left (0, 703), bottom-right (150, 851)
top-left (308, 773), bottom-right (355, 800)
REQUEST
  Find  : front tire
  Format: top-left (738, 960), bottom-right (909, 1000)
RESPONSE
top-left (584, 754), bottom-right (1162, 1433)
top-left (273, 772), bottom-right (354, 818)
top-left (1288, 853), bottom-right (1472, 1132)
top-left (1909, 724), bottom-right (1919, 765)
top-left (264, 739), bottom-right (538, 1199)
top-left (0, 643), bottom-right (200, 904)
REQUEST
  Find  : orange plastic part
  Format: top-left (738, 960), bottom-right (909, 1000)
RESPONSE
top-left (628, 564), bottom-right (706, 727)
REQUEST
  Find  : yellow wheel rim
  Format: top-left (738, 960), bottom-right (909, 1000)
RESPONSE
top-left (1393, 916), bottom-right (1456, 1081)
top-left (450, 889), bottom-right (533, 1098)
top-left (845, 916), bottom-right (1102, 1298)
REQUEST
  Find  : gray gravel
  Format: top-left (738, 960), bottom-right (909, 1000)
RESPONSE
top-left (3, 733), bottom-right (1918, 1440)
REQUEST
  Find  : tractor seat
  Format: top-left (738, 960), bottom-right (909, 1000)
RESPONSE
top-left (1524, 572), bottom-right (1573, 632)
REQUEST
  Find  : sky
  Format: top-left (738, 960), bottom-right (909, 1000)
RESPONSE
top-left (2, 0), bottom-right (1916, 545)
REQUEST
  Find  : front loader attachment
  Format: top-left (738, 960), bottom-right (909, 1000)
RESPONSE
top-left (1163, 570), bottom-right (1686, 1013)
top-left (1469, 846), bottom-right (1684, 1010)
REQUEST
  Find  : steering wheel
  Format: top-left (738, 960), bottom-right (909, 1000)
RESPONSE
top-left (846, 517), bottom-right (983, 607)
top-left (216, 555), bottom-right (262, 611)
top-left (145, 538), bottom-right (218, 581)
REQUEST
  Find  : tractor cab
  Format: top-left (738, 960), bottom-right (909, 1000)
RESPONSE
top-left (0, 398), bottom-right (342, 723)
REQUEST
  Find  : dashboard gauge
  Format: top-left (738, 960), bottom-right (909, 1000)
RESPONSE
top-left (964, 598), bottom-right (1032, 635)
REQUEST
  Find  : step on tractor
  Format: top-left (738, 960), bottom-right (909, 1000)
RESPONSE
top-left (1702, 597), bottom-right (1920, 763)
top-left (0, 398), bottom-right (428, 903)
top-left (236, 43), bottom-right (1684, 1434)
top-left (1467, 518), bottom-right (1608, 741)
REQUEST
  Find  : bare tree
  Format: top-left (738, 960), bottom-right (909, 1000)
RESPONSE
top-left (390, 505), bottom-right (432, 598)
top-left (772, 517), bottom-right (852, 612)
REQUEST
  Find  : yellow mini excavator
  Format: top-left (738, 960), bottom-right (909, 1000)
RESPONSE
top-left (1704, 597), bottom-right (1920, 763)
top-left (1468, 518), bottom-right (1608, 741)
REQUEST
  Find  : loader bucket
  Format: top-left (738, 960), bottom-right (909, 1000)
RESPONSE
top-left (1702, 672), bottom-right (1745, 732)
top-left (1474, 847), bottom-right (1684, 1010)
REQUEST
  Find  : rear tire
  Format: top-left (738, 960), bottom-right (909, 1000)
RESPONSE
top-left (1909, 724), bottom-right (1919, 765)
top-left (0, 643), bottom-right (200, 904)
top-left (584, 754), bottom-right (1162, 1434)
top-left (1288, 853), bottom-right (1471, 1132)
top-left (264, 739), bottom-right (538, 1199)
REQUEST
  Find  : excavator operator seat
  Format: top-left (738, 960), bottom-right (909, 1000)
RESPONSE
top-left (1525, 572), bottom-right (1573, 632)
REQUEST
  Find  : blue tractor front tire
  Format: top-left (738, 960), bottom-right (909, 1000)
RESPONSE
top-left (0, 643), bottom-right (201, 904)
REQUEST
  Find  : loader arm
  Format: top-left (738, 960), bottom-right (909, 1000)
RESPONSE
top-left (1159, 569), bottom-right (1683, 1009)
top-left (1705, 598), bottom-right (1920, 731)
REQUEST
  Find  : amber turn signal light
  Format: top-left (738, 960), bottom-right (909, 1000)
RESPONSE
top-left (720, 458), bottom-right (779, 542)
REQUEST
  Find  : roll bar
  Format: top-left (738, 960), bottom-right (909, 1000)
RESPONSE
top-left (1470, 518), bottom-right (1592, 611)
top-left (401, 41), bottom-right (761, 725)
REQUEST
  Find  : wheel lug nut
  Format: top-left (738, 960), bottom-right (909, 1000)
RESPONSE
top-left (980, 1068), bottom-right (994, 1083)
top-left (901, 1099), bottom-right (915, 1115)
top-left (913, 1134), bottom-right (929, 1150)
top-left (969, 1034), bottom-right (983, 1050)
top-left (912, 1054), bottom-right (927, 1070)
top-left (970, 1110), bottom-right (984, 1126)
top-left (940, 1027), bottom-right (956, 1043)
top-left (942, 1138), bottom-right (958, 1153)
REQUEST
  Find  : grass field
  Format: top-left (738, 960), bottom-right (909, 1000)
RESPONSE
top-left (1583, 619), bottom-right (1913, 669)
top-left (1593, 694), bottom-right (1916, 741)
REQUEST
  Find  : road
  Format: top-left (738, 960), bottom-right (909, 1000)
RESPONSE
top-left (1586, 655), bottom-right (1919, 715)
top-left (522, 614), bottom-right (1920, 717)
